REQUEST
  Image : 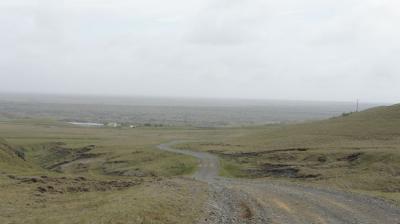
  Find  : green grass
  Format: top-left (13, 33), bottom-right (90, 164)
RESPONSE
top-left (0, 119), bottom-right (212, 178)
top-left (219, 159), bottom-right (246, 178)
top-left (179, 104), bottom-right (400, 203)
top-left (0, 175), bottom-right (206, 224)
top-left (2, 103), bottom-right (400, 222)
top-left (0, 120), bottom-right (210, 223)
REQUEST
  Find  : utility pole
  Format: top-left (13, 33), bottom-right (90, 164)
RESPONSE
top-left (356, 99), bottom-right (359, 112)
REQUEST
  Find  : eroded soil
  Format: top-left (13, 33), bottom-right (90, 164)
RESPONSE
top-left (6, 174), bottom-right (142, 194)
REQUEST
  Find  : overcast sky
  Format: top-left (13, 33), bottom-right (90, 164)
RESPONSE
top-left (0, 0), bottom-right (399, 103)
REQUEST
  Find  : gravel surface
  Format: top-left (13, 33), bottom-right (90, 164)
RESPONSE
top-left (158, 142), bottom-right (400, 224)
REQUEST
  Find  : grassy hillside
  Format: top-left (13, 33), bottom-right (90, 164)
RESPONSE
top-left (0, 137), bottom-right (35, 173)
top-left (0, 120), bottom-right (209, 223)
top-left (276, 104), bottom-right (400, 142)
top-left (178, 104), bottom-right (400, 203)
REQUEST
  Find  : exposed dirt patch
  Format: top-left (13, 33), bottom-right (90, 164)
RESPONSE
top-left (213, 147), bottom-right (309, 158)
top-left (317, 156), bottom-right (327, 163)
top-left (262, 163), bottom-right (300, 178)
top-left (338, 152), bottom-right (363, 162)
top-left (8, 175), bottom-right (142, 194)
top-left (102, 167), bottom-right (155, 177)
top-left (240, 202), bottom-right (253, 219)
top-left (201, 143), bottom-right (243, 147)
top-left (216, 148), bottom-right (371, 180)
top-left (264, 152), bottom-right (298, 162)
top-left (104, 160), bottom-right (129, 164)
top-left (42, 144), bottom-right (103, 171)
top-left (246, 163), bottom-right (321, 179)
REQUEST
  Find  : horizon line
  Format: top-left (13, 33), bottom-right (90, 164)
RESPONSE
top-left (0, 91), bottom-right (394, 106)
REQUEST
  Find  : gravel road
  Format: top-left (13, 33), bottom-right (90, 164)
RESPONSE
top-left (158, 141), bottom-right (400, 224)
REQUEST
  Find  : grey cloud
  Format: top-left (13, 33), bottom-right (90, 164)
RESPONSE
top-left (0, 0), bottom-right (399, 103)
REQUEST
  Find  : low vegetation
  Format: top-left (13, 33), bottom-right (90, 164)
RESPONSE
top-left (0, 120), bottom-right (209, 223)
top-left (1, 103), bottom-right (400, 223)
top-left (177, 104), bottom-right (400, 203)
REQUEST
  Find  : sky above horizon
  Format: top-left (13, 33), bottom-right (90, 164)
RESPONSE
top-left (1, 0), bottom-right (399, 103)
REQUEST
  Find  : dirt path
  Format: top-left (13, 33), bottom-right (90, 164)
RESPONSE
top-left (158, 142), bottom-right (400, 224)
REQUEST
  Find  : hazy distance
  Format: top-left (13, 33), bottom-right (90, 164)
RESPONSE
top-left (1, 0), bottom-right (399, 103)
top-left (0, 93), bottom-right (380, 127)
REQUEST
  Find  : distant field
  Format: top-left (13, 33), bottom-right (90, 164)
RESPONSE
top-left (0, 94), bottom-right (378, 127)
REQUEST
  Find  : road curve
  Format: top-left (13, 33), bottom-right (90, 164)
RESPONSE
top-left (158, 141), bottom-right (400, 224)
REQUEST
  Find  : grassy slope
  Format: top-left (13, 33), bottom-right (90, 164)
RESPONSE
top-left (179, 104), bottom-right (400, 203)
top-left (0, 120), bottom-right (209, 224)
top-left (0, 137), bottom-right (36, 173)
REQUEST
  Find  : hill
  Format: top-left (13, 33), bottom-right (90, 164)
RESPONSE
top-left (179, 104), bottom-right (400, 203)
top-left (289, 103), bottom-right (400, 139)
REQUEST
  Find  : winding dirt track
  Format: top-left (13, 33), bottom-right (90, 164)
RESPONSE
top-left (158, 142), bottom-right (400, 224)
